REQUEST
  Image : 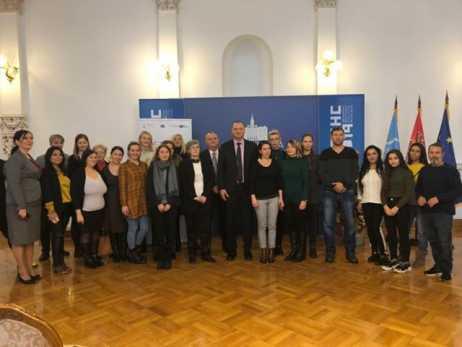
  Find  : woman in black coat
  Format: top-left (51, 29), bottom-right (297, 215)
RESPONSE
top-left (41, 146), bottom-right (73, 274)
top-left (147, 144), bottom-right (180, 270)
top-left (67, 134), bottom-right (90, 257)
top-left (179, 140), bottom-right (215, 264)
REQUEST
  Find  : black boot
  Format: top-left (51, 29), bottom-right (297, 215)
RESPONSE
top-left (135, 246), bottom-right (147, 264)
top-left (285, 232), bottom-right (297, 261)
top-left (293, 233), bottom-right (306, 262)
top-left (110, 234), bottom-right (120, 263)
top-left (118, 233), bottom-right (128, 262)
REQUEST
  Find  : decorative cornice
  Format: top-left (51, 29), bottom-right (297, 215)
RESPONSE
top-left (315, 0), bottom-right (336, 9)
top-left (156, 0), bottom-right (180, 11)
top-left (0, 0), bottom-right (23, 13)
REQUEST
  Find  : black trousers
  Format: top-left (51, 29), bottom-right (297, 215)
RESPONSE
top-left (275, 210), bottom-right (285, 250)
top-left (152, 207), bottom-right (178, 262)
top-left (40, 207), bottom-right (50, 254)
top-left (285, 202), bottom-right (306, 251)
top-left (48, 203), bottom-right (72, 268)
top-left (422, 212), bottom-right (453, 275)
top-left (305, 203), bottom-right (319, 250)
top-left (384, 202), bottom-right (410, 262)
top-left (184, 200), bottom-right (211, 256)
top-left (224, 184), bottom-right (252, 256)
top-left (71, 210), bottom-right (82, 253)
top-left (209, 192), bottom-right (227, 252)
top-left (81, 209), bottom-right (105, 257)
top-left (362, 203), bottom-right (385, 255)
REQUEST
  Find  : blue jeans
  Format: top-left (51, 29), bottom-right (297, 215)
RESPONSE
top-left (322, 189), bottom-right (356, 257)
top-left (126, 216), bottom-right (149, 250)
top-left (421, 212), bottom-right (453, 275)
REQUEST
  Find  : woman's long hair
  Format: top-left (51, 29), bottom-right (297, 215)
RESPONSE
top-left (44, 146), bottom-right (66, 173)
top-left (358, 145), bottom-right (383, 193)
top-left (407, 142), bottom-right (428, 165)
top-left (301, 133), bottom-right (315, 156)
top-left (384, 149), bottom-right (409, 175)
top-left (73, 134), bottom-right (90, 156)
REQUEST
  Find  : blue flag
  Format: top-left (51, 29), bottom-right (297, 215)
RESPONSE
top-left (384, 97), bottom-right (401, 154)
top-left (437, 93), bottom-right (457, 167)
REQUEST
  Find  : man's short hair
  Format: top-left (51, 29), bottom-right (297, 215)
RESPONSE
top-left (330, 126), bottom-right (344, 135)
top-left (49, 134), bottom-right (64, 145)
top-left (429, 142), bottom-right (444, 151)
top-left (268, 129), bottom-right (281, 137)
top-left (204, 131), bottom-right (218, 139)
top-left (232, 120), bottom-right (245, 127)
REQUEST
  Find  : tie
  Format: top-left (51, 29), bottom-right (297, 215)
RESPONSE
top-left (211, 151), bottom-right (218, 174)
top-left (236, 142), bottom-right (243, 183)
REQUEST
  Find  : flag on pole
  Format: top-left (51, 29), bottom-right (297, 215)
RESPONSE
top-left (437, 92), bottom-right (456, 167)
top-left (408, 96), bottom-right (426, 149)
top-left (384, 97), bottom-right (401, 154)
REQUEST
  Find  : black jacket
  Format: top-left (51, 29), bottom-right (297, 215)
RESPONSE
top-left (146, 162), bottom-right (180, 212)
top-left (200, 149), bottom-right (219, 186)
top-left (70, 168), bottom-right (86, 210)
top-left (217, 139), bottom-right (257, 192)
top-left (41, 167), bottom-right (69, 214)
top-left (179, 158), bottom-right (214, 205)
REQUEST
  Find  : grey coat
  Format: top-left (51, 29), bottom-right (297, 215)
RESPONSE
top-left (4, 151), bottom-right (42, 245)
top-left (5, 151), bottom-right (42, 208)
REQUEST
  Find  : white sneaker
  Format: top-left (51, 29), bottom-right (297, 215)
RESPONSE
top-left (381, 258), bottom-right (399, 271)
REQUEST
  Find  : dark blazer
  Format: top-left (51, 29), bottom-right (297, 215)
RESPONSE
top-left (0, 160), bottom-right (7, 234)
top-left (67, 154), bottom-right (84, 179)
top-left (146, 162), bottom-right (181, 212)
top-left (41, 167), bottom-right (69, 214)
top-left (179, 158), bottom-right (214, 204)
top-left (70, 168), bottom-right (86, 210)
top-left (217, 139), bottom-right (258, 193)
top-left (200, 149), bottom-right (219, 186)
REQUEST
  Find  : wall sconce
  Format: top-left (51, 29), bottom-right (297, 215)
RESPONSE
top-left (159, 62), bottom-right (179, 82)
top-left (0, 55), bottom-right (19, 83)
top-left (315, 50), bottom-right (342, 78)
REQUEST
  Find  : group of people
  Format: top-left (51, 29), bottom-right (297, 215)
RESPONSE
top-left (0, 121), bottom-right (460, 285)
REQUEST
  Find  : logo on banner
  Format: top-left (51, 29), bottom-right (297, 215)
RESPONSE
top-left (245, 114), bottom-right (268, 142)
top-left (329, 104), bottom-right (354, 147)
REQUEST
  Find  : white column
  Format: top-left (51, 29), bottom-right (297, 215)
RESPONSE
top-left (315, 0), bottom-right (338, 95)
top-left (156, 0), bottom-right (180, 98)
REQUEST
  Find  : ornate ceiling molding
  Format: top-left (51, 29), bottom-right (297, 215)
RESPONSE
top-left (315, 0), bottom-right (336, 9)
top-left (0, 0), bottom-right (23, 13)
top-left (156, 0), bottom-right (180, 11)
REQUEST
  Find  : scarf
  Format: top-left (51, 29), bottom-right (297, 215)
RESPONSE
top-left (153, 160), bottom-right (179, 203)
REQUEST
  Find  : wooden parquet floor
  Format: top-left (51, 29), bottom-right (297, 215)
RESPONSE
top-left (1, 230), bottom-right (462, 347)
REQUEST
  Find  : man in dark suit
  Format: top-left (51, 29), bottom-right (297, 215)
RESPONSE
top-left (217, 121), bottom-right (258, 261)
top-left (200, 131), bottom-right (227, 253)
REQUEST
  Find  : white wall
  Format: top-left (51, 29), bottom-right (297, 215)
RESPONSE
top-left (178, 0), bottom-right (316, 98)
top-left (0, 12), bottom-right (21, 114)
top-left (21, 0), bottom-right (159, 157)
top-left (337, 0), bottom-right (462, 163)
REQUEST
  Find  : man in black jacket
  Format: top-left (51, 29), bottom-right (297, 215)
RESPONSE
top-left (0, 159), bottom-right (8, 244)
top-left (200, 131), bottom-right (227, 253)
top-left (416, 143), bottom-right (462, 281)
top-left (217, 121), bottom-right (258, 260)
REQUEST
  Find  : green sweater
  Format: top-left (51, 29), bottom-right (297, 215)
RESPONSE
top-left (381, 166), bottom-right (415, 208)
top-left (280, 157), bottom-right (308, 204)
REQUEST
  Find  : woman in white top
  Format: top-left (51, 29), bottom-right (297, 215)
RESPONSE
top-left (71, 149), bottom-right (108, 268)
top-left (358, 145), bottom-right (386, 265)
top-left (178, 140), bottom-right (215, 264)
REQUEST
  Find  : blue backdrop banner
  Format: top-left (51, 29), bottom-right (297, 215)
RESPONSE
top-left (139, 94), bottom-right (364, 153)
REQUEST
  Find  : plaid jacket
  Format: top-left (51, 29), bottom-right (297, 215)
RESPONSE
top-left (119, 160), bottom-right (148, 218)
